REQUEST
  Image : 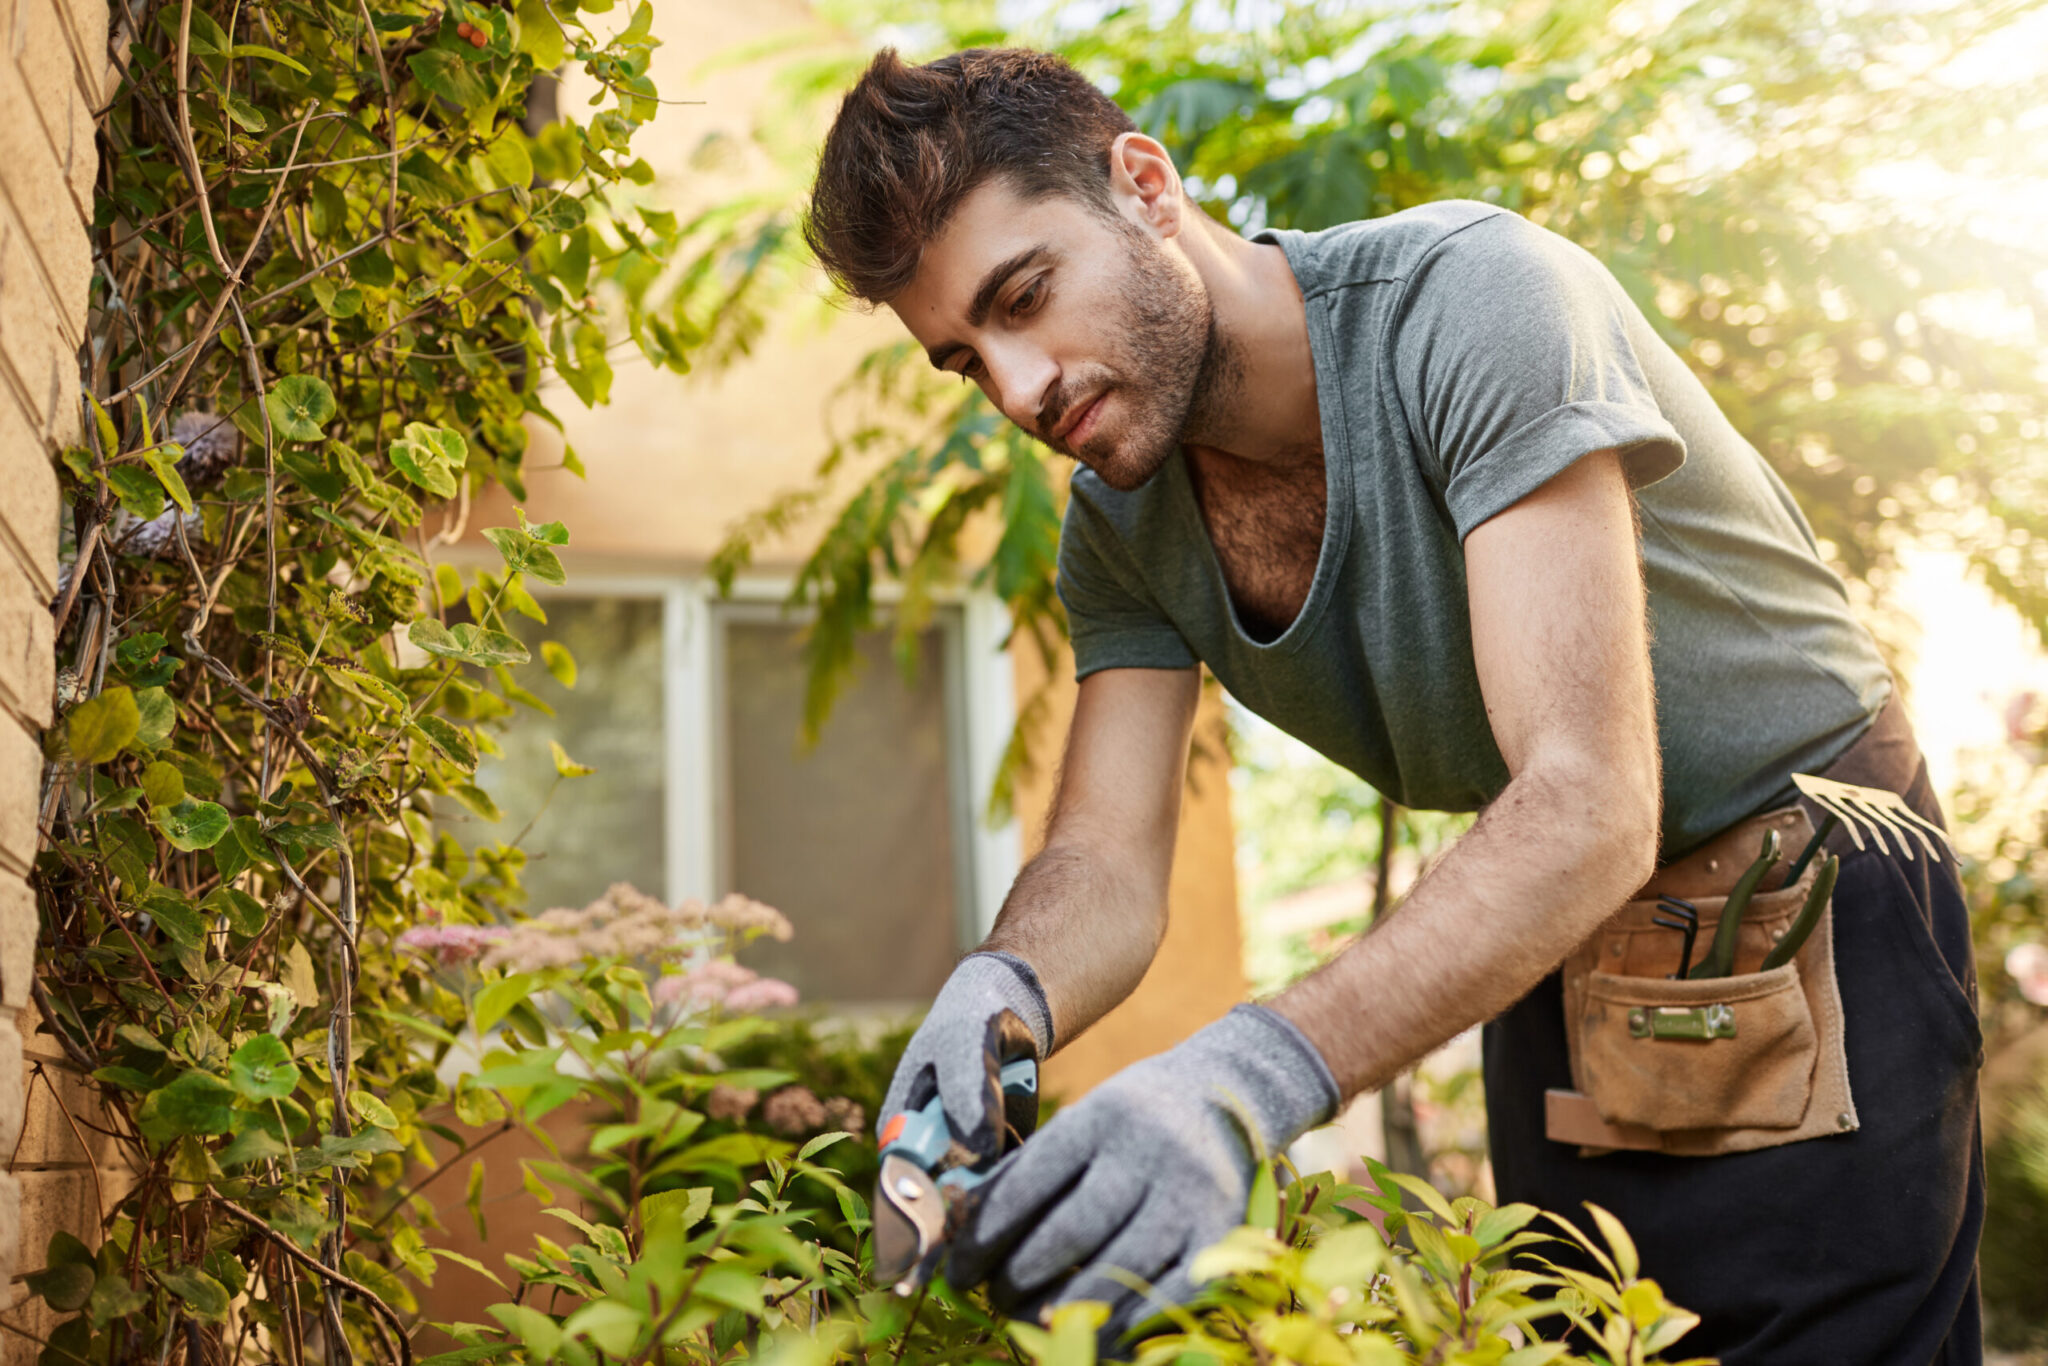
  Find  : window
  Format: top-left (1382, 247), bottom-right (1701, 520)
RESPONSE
top-left (463, 578), bottom-right (1019, 1009)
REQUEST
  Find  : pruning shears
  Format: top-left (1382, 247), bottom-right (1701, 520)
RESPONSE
top-left (871, 1021), bottom-right (1039, 1297)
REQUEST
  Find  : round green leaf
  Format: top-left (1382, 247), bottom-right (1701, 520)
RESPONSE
top-left (67, 687), bottom-right (140, 764)
top-left (139, 760), bottom-right (185, 808)
top-left (26, 1263), bottom-right (96, 1313)
top-left (349, 1090), bottom-right (400, 1129)
top-left (151, 1071), bottom-right (239, 1136)
top-left (157, 1266), bottom-right (230, 1322)
top-left (156, 799), bottom-right (231, 851)
top-left (263, 375), bottom-right (336, 443)
top-left (230, 1035), bottom-right (300, 1102)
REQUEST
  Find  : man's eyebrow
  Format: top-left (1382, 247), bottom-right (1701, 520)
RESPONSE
top-left (923, 244), bottom-right (1053, 371)
top-left (967, 245), bottom-right (1050, 328)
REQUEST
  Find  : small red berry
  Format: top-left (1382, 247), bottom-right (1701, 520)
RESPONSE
top-left (469, 28), bottom-right (486, 46)
top-left (455, 19), bottom-right (471, 35)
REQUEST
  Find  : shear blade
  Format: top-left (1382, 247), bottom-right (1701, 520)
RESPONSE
top-left (872, 1154), bottom-right (947, 1293)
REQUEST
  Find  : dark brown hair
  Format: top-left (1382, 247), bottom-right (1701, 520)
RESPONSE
top-left (804, 47), bottom-right (1137, 305)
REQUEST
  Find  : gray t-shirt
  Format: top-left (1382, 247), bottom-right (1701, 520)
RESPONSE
top-left (1057, 201), bottom-right (1891, 857)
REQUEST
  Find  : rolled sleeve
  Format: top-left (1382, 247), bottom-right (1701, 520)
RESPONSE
top-left (1394, 211), bottom-right (1687, 541)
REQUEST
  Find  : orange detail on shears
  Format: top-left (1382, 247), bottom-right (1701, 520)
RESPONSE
top-left (879, 1113), bottom-right (906, 1147)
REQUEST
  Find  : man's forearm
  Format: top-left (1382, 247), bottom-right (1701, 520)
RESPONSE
top-left (1271, 757), bottom-right (1658, 1099)
top-left (982, 839), bottom-right (1169, 1052)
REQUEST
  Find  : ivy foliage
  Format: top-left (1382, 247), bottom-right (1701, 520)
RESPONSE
top-left (29, 0), bottom-right (746, 1360)
top-left (711, 0), bottom-right (2048, 774)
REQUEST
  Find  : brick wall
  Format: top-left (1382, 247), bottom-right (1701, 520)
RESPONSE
top-left (0, 0), bottom-right (112, 1350)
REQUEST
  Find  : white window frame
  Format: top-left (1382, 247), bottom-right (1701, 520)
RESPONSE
top-left (514, 571), bottom-right (1021, 944)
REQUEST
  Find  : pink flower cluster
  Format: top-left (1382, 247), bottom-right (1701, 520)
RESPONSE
top-left (652, 959), bottom-right (799, 1013)
top-left (2008, 942), bottom-right (2048, 1007)
top-left (430, 883), bottom-right (795, 975)
top-left (397, 923), bottom-right (507, 966)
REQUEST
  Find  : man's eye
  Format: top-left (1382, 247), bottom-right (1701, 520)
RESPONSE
top-left (958, 355), bottom-right (985, 380)
top-left (1009, 280), bottom-right (1044, 318)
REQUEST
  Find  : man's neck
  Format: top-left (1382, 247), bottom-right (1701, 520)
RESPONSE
top-left (1177, 216), bottom-right (1322, 469)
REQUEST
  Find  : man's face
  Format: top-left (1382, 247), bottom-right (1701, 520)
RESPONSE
top-left (888, 178), bottom-right (1212, 492)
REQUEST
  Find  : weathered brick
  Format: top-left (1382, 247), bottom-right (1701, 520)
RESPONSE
top-left (17, 6), bottom-right (94, 231)
top-left (0, 721), bottom-right (40, 877)
top-left (49, 0), bottom-right (109, 110)
top-left (0, 1173), bottom-right (21, 1293)
top-left (13, 1168), bottom-right (94, 1278)
top-left (0, 394), bottom-right (59, 598)
top-left (0, 93), bottom-right (91, 345)
top-left (0, 1013), bottom-right (24, 1158)
top-left (0, 558), bottom-right (54, 729)
top-left (0, 224), bottom-right (80, 443)
top-left (0, 873), bottom-right (33, 1014)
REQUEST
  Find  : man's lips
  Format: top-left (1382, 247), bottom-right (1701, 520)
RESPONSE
top-left (1053, 391), bottom-right (1107, 445)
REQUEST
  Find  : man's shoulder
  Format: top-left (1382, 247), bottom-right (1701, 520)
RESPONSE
top-left (1258, 199), bottom-right (1526, 298)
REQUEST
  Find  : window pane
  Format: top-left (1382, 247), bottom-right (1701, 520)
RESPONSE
top-left (723, 618), bottom-right (963, 1006)
top-left (468, 597), bottom-right (666, 914)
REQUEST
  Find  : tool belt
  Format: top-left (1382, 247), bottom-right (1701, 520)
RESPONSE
top-left (1545, 692), bottom-right (1927, 1156)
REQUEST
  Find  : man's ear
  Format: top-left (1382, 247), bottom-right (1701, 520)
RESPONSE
top-left (1107, 132), bottom-right (1185, 239)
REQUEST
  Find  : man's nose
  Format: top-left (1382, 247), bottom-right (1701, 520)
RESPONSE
top-left (980, 339), bottom-right (1060, 437)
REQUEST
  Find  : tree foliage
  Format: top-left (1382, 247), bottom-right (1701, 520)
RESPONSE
top-left (712, 0), bottom-right (2048, 777)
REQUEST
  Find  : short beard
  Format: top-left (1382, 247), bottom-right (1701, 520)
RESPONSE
top-left (1041, 219), bottom-right (1232, 493)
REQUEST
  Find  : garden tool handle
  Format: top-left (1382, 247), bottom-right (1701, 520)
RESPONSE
top-left (1690, 829), bottom-right (1780, 980)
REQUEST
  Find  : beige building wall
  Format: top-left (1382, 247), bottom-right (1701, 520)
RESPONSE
top-left (0, 0), bottom-right (113, 1346)
top-left (464, 2), bottom-right (1248, 1094)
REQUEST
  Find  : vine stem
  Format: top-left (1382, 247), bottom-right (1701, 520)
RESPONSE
top-left (215, 1199), bottom-right (414, 1366)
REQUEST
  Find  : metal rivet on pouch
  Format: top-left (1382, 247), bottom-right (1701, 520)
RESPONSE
top-left (1628, 1009), bottom-right (1647, 1030)
top-left (1836, 1113), bottom-right (1855, 1131)
top-left (1771, 928), bottom-right (1786, 942)
top-left (1706, 858), bottom-right (1720, 873)
top-left (1610, 941), bottom-right (1624, 955)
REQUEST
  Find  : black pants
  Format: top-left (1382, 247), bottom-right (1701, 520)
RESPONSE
top-left (1485, 761), bottom-right (1985, 1365)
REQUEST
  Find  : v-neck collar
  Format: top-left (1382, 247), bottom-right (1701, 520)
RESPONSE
top-left (1166, 234), bottom-right (1355, 656)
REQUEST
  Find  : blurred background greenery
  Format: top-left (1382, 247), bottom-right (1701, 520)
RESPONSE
top-left (646, 0), bottom-right (2048, 1347)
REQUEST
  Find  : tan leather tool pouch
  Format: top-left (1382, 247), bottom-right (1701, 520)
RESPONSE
top-left (1550, 805), bottom-right (1857, 1157)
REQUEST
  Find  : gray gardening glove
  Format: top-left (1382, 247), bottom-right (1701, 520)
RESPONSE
top-left (947, 1005), bottom-right (1339, 1349)
top-left (879, 952), bottom-right (1054, 1161)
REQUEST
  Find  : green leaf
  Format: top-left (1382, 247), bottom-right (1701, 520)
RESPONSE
top-left (488, 1304), bottom-right (563, 1362)
top-left (563, 1301), bottom-right (645, 1357)
top-left (86, 393), bottom-right (119, 459)
top-left (486, 135), bottom-right (534, 190)
top-left (132, 687), bottom-right (176, 747)
top-left (157, 799), bottom-right (231, 851)
top-left (92, 1066), bottom-right (158, 1092)
top-left (409, 47), bottom-right (487, 107)
top-left (389, 422), bottom-right (465, 497)
top-left (797, 1131), bottom-right (852, 1161)
top-left (229, 43), bottom-right (310, 73)
top-left (475, 974), bottom-right (535, 1035)
top-left (310, 277), bottom-right (364, 318)
top-left (413, 715), bottom-right (478, 770)
top-left (264, 375), bottom-right (336, 443)
top-left (1246, 1160), bottom-right (1279, 1231)
top-left (202, 886), bottom-right (267, 936)
top-left (87, 1274), bottom-right (147, 1328)
top-left (230, 1035), bottom-right (300, 1102)
top-left (27, 1263), bottom-right (97, 1313)
top-left (540, 640), bottom-right (576, 687)
top-left (549, 740), bottom-right (593, 777)
top-left (152, 1071), bottom-right (240, 1136)
top-left (640, 1186), bottom-right (713, 1237)
top-left (223, 92), bottom-right (269, 132)
top-left (104, 465), bottom-right (164, 520)
top-left (514, 0), bottom-right (564, 67)
top-left (68, 687), bottom-right (140, 763)
top-left (146, 894), bottom-right (205, 949)
top-left (350, 1090), bottom-right (401, 1129)
top-left (143, 444), bottom-right (193, 514)
top-left (409, 618), bottom-right (530, 667)
top-left (140, 760), bottom-right (185, 807)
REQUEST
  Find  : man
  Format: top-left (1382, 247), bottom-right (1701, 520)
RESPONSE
top-left (807, 47), bottom-right (1983, 1363)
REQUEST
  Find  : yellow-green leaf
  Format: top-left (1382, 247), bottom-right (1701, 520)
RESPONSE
top-left (140, 760), bottom-right (185, 807)
top-left (68, 687), bottom-right (140, 764)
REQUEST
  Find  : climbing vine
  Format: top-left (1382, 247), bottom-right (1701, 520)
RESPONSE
top-left (28, 0), bottom-right (717, 1359)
